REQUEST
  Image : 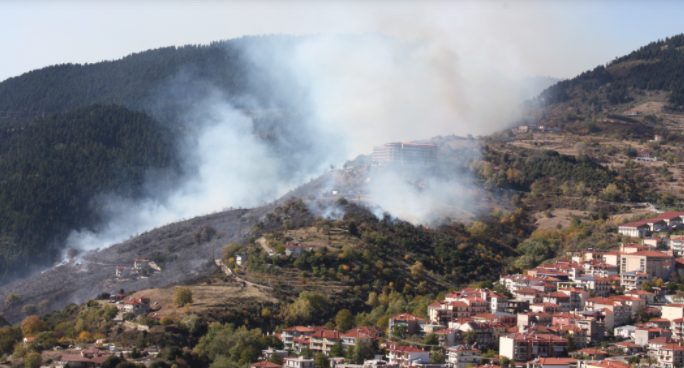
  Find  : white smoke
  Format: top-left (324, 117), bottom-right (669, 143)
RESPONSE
top-left (66, 28), bottom-right (534, 250)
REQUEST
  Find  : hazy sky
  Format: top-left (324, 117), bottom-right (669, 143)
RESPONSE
top-left (2, 0), bottom-right (684, 82)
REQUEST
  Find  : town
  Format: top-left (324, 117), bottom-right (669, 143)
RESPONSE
top-left (11, 211), bottom-right (684, 368)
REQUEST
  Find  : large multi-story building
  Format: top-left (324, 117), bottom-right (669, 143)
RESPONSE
top-left (372, 142), bottom-right (437, 166)
top-left (619, 250), bottom-right (673, 279)
top-left (499, 333), bottom-right (568, 361)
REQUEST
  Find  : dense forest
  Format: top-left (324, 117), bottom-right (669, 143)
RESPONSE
top-left (540, 33), bottom-right (684, 108)
top-left (0, 41), bottom-right (248, 118)
top-left (0, 105), bottom-right (177, 280)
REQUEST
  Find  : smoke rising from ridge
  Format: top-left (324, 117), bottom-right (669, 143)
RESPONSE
top-left (66, 27), bottom-right (536, 251)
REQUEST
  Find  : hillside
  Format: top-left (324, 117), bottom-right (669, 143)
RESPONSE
top-left (0, 105), bottom-right (178, 280)
top-left (0, 37), bottom-right (311, 281)
top-left (541, 34), bottom-right (684, 108)
top-left (534, 34), bottom-right (684, 142)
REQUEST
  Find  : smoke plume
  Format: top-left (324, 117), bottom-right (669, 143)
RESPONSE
top-left (66, 29), bottom-right (535, 251)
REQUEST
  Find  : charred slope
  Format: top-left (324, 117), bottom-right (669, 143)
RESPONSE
top-left (0, 204), bottom-right (274, 324)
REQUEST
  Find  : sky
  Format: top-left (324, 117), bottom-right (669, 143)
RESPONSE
top-left (2, 1), bottom-right (684, 83)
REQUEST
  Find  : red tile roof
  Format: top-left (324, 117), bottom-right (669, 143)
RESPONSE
top-left (251, 362), bottom-right (282, 368)
top-left (389, 344), bottom-right (426, 353)
top-left (311, 329), bottom-right (340, 340)
top-left (627, 250), bottom-right (672, 258)
top-left (533, 357), bottom-right (577, 365)
top-left (340, 326), bottom-right (380, 340)
top-left (392, 313), bottom-right (426, 322)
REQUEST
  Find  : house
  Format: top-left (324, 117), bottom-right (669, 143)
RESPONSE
top-left (457, 321), bottom-right (497, 349)
top-left (517, 312), bottom-right (552, 332)
top-left (618, 222), bottom-right (652, 238)
top-left (235, 254), bottom-right (247, 266)
top-left (613, 341), bottom-right (642, 355)
top-left (386, 344), bottom-right (429, 367)
top-left (673, 318), bottom-right (684, 341)
top-left (433, 328), bottom-right (457, 347)
top-left (117, 297), bottom-right (150, 315)
top-left (260, 347), bottom-right (288, 361)
top-left (389, 313), bottom-right (426, 335)
top-left (656, 343), bottom-right (684, 368)
top-left (619, 271), bottom-right (648, 291)
top-left (115, 266), bottom-right (131, 279)
top-left (634, 326), bottom-right (671, 346)
top-left (671, 236), bottom-right (684, 256)
top-left (618, 212), bottom-right (684, 238)
top-left (284, 356), bottom-right (315, 368)
top-left (525, 357), bottom-right (576, 368)
top-left (576, 360), bottom-right (629, 368)
top-left (309, 328), bottom-right (341, 355)
top-left (56, 349), bottom-right (111, 368)
top-left (251, 362), bottom-right (282, 368)
top-left (446, 346), bottom-right (481, 368)
top-left (541, 293), bottom-right (571, 311)
top-left (280, 326), bottom-right (316, 351)
top-left (585, 297), bottom-right (630, 327)
top-left (625, 289), bottom-right (656, 304)
top-left (133, 258), bottom-right (150, 272)
top-left (574, 348), bottom-right (608, 360)
top-left (498, 333), bottom-right (568, 362)
top-left (613, 325), bottom-right (637, 339)
top-left (340, 327), bottom-right (380, 349)
top-left (662, 304), bottom-right (684, 322)
top-left (285, 243), bottom-right (304, 257)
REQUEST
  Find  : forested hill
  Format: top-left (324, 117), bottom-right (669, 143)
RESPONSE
top-left (0, 105), bottom-right (177, 280)
top-left (0, 36), bottom-right (301, 282)
top-left (540, 33), bottom-right (684, 109)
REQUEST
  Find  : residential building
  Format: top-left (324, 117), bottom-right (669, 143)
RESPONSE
top-left (280, 326), bottom-right (316, 351)
top-left (341, 327), bottom-right (380, 349)
top-left (657, 343), bottom-right (684, 368)
top-left (117, 297), bottom-right (150, 315)
top-left (525, 357), bottom-right (576, 368)
top-left (445, 346), bottom-right (480, 368)
top-left (284, 357), bottom-right (315, 368)
top-left (309, 329), bottom-right (341, 355)
top-left (498, 333), bottom-right (568, 362)
top-left (386, 344), bottom-right (429, 367)
top-left (390, 313), bottom-right (426, 335)
top-left (619, 250), bottom-right (673, 279)
top-left (663, 304), bottom-right (684, 322)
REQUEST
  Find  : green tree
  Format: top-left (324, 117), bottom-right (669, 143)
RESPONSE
top-left (193, 323), bottom-right (274, 365)
top-left (423, 334), bottom-right (439, 346)
top-left (314, 353), bottom-right (329, 368)
top-left (284, 292), bottom-right (331, 325)
top-left (173, 287), bottom-right (193, 307)
top-left (24, 352), bottom-right (41, 368)
top-left (329, 341), bottom-right (344, 357)
top-left (0, 326), bottom-right (22, 355)
top-left (335, 309), bottom-right (354, 332)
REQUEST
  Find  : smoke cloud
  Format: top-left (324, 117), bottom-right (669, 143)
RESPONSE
top-left (66, 23), bottom-right (539, 251)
